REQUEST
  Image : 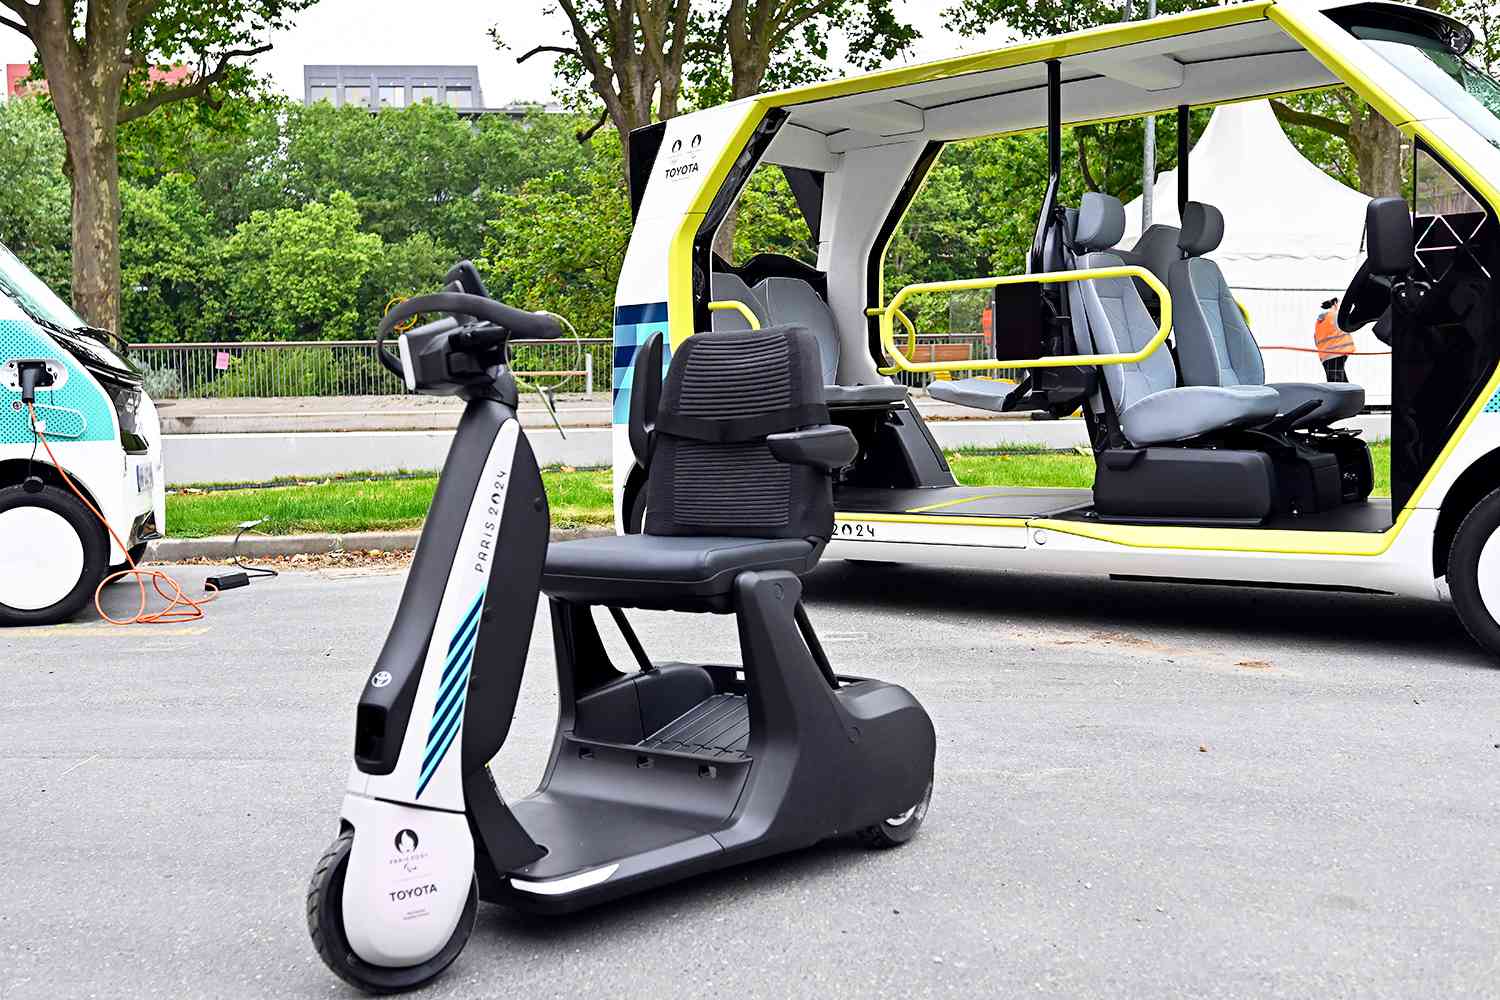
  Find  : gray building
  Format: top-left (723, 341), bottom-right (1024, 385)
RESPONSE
top-left (303, 65), bottom-right (486, 112)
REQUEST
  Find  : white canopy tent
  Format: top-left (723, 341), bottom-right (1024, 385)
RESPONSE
top-left (1120, 99), bottom-right (1390, 404)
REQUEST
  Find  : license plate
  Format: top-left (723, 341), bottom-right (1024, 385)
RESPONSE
top-left (136, 462), bottom-right (154, 494)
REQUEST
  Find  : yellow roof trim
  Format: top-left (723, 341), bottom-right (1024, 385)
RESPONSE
top-left (762, 2), bottom-right (1277, 110)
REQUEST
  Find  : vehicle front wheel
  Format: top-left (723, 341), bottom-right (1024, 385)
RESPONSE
top-left (1448, 487), bottom-right (1500, 661)
top-left (856, 780), bottom-right (932, 849)
top-left (0, 483), bottom-right (108, 626)
top-left (307, 829), bottom-right (478, 994)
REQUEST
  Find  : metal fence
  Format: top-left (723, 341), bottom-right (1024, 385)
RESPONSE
top-left (127, 338), bottom-right (611, 399)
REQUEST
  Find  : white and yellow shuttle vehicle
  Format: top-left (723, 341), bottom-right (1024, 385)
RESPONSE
top-left (611, 0), bottom-right (1500, 658)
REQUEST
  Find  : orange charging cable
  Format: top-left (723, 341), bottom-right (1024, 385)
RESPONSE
top-left (28, 402), bottom-right (216, 624)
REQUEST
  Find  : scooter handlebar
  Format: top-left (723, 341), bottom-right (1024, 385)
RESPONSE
top-left (380, 292), bottom-right (563, 343)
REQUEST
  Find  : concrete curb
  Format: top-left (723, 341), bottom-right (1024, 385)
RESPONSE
top-left (148, 526), bottom-right (615, 561)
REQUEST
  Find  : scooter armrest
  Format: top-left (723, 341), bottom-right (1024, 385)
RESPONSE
top-left (767, 425), bottom-right (858, 471)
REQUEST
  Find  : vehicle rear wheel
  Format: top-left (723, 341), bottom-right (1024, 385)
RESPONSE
top-left (307, 829), bottom-right (478, 994)
top-left (0, 484), bottom-right (107, 626)
top-left (856, 780), bottom-right (932, 849)
top-left (1448, 487), bottom-right (1500, 661)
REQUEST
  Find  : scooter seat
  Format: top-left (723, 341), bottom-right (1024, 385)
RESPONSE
top-left (543, 534), bottom-right (819, 610)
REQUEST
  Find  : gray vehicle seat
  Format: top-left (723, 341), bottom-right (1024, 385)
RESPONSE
top-left (709, 271), bottom-right (904, 406)
top-left (1067, 193), bottom-right (1280, 446)
top-left (749, 274), bottom-right (906, 407)
top-left (1169, 201), bottom-right (1364, 428)
top-left (1120, 223), bottom-right (1181, 315)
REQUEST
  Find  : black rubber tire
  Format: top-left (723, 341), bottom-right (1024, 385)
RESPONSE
top-left (307, 828), bottom-right (479, 994)
top-left (1448, 486), bottom-right (1500, 661)
top-left (0, 484), bottom-right (108, 627)
top-left (856, 779), bottom-right (932, 849)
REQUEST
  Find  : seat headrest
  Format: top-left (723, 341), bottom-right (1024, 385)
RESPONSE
top-left (1179, 202), bottom-right (1225, 257)
top-left (1074, 193), bottom-right (1126, 251)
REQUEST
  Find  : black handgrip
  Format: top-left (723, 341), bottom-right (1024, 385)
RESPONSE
top-left (384, 292), bottom-right (562, 341)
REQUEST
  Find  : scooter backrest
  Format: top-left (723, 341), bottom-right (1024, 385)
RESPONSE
top-left (644, 326), bottom-right (835, 541)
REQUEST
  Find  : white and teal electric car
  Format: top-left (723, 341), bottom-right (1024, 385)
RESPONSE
top-left (610, 0), bottom-right (1500, 659)
top-left (0, 243), bottom-right (165, 626)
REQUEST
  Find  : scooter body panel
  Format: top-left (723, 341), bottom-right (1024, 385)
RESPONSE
top-left (338, 793), bottom-right (475, 967)
top-left (354, 416), bottom-right (521, 810)
top-left (336, 404), bottom-right (548, 968)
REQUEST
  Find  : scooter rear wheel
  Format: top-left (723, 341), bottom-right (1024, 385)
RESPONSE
top-left (856, 779), bottom-right (933, 849)
top-left (307, 828), bottom-right (479, 994)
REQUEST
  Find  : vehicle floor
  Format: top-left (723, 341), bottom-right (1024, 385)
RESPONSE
top-left (836, 483), bottom-right (1394, 534)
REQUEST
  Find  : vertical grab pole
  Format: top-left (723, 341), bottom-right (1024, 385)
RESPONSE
top-left (1047, 60), bottom-right (1062, 182)
top-left (1029, 60), bottom-right (1063, 275)
top-left (1177, 104), bottom-right (1191, 215)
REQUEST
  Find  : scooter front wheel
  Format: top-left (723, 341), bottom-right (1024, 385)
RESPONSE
top-left (307, 829), bottom-right (478, 994)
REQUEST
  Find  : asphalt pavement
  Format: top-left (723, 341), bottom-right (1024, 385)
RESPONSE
top-left (3, 561), bottom-right (1498, 999)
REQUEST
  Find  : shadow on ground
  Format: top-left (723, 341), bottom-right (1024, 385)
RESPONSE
top-left (802, 560), bottom-right (1479, 664)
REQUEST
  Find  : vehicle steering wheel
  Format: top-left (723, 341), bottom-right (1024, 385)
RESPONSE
top-left (1336, 259), bottom-right (1392, 333)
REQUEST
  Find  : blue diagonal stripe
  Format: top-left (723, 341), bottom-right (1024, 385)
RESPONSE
top-left (440, 616), bottom-right (480, 682)
top-left (433, 647), bottom-right (474, 716)
top-left (421, 692), bottom-right (466, 777)
top-left (449, 592), bottom-right (485, 653)
top-left (415, 586), bottom-right (487, 799)
top-left (427, 663), bottom-right (471, 746)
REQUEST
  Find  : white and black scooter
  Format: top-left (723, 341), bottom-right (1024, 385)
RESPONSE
top-left (308, 263), bottom-right (936, 993)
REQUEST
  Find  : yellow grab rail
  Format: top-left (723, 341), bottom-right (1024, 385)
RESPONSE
top-left (866, 305), bottom-right (918, 376)
top-left (878, 265), bottom-right (1172, 375)
top-left (707, 300), bottom-right (760, 330)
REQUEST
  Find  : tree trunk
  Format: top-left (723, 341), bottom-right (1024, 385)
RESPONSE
top-left (1350, 109), bottom-right (1404, 198)
top-left (62, 107), bottom-right (123, 331)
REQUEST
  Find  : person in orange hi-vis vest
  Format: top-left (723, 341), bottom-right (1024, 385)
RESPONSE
top-left (1314, 297), bottom-right (1353, 383)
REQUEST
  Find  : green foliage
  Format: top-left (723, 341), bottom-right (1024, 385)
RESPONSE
top-left (688, 0), bottom-right (921, 104)
top-left (477, 137), bottom-right (633, 339)
top-left (733, 166), bottom-right (818, 264)
top-left (119, 174), bottom-right (225, 342)
top-left (222, 192), bottom-right (383, 341)
top-left (0, 98), bottom-right (71, 295)
top-left (942, 0), bottom-right (1218, 39)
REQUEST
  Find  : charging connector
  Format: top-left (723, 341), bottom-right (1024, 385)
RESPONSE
top-left (17, 361), bottom-right (53, 404)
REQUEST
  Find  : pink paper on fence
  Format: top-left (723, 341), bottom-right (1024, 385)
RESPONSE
top-left (215, 351), bottom-right (231, 371)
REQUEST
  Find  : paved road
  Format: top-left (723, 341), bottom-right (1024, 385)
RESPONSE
top-left (3, 562), bottom-right (1497, 998)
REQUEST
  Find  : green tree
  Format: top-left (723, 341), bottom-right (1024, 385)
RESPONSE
top-left (509, 0), bottom-right (694, 183)
top-left (119, 95), bottom-right (292, 231)
top-left (693, 0), bottom-right (919, 103)
top-left (0, 96), bottom-right (71, 294)
top-left (223, 191), bottom-right (383, 341)
top-left (119, 172), bottom-right (225, 342)
top-left (508, 2), bottom-right (919, 181)
top-left (478, 138), bottom-right (633, 340)
top-left (0, 0), bottom-right (316, 333)
top-left (283, 101), bottom-right (487, 251)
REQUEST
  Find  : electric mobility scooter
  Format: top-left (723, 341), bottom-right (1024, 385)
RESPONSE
top-left (308, 263), bottom-right (936, 993)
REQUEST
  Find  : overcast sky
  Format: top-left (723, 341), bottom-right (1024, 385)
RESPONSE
top-left (0, 2), bottom-right (1010, 105)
